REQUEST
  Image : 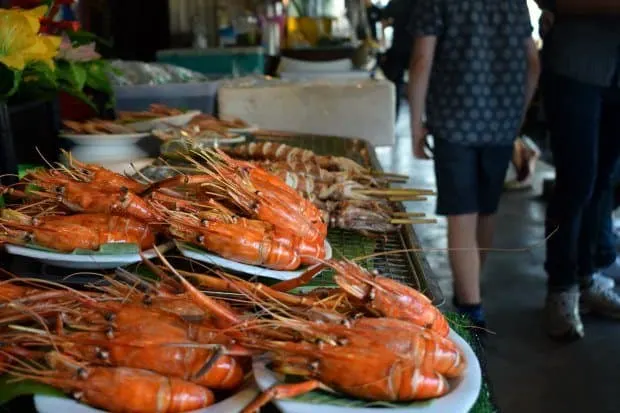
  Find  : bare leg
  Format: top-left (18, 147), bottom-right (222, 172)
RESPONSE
top-left (448, 214), bottom-right (481, 305)
top-left (477, 214), bottom-right (497, 269)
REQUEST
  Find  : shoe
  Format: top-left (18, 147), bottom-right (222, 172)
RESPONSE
top-left (545, 289), bottom-right (584, 340)
top-left (452, 296), bottom-right (487, 334)
top-left (599, 257), bottom-right (620, 281)
top-left (580, 280), bottom-right (620, 319)
top-left (592, 273), bottom-right (615, 290)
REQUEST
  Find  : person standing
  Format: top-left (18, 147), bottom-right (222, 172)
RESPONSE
top-left (365, 0), bottom-right (383, 42)
top-left (409, 0), bottom-right (540, 328)
top-left (536, 0), bottom-right (620, 340)
top-left (380, 0), bottom-right (416, 119)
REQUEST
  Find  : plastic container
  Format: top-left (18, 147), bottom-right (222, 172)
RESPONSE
top-left (113, 81), bottom-right (220, 114)
top-left (156, 47), bottom-right (265, 77)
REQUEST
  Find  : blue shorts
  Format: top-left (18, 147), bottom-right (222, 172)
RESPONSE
top-left (433, 138), bottom-right (513, 216)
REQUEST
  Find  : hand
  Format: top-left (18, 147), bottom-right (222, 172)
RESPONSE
top-left (539, 10), bottom-right (555, 38)
top-left (412, 124), bottom-right (430, 160)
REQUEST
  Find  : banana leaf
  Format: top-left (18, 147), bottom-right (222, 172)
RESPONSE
top-left (0, 376), bottom-right (65, 405)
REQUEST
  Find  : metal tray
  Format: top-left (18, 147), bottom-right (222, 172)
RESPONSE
top-left (252, 130), bottom-right (444, 306)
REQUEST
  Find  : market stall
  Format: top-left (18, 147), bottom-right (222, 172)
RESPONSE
top-left (0, 3), bottom-right (496, 413)
top-left (0, 127), bottom-right (497, 413)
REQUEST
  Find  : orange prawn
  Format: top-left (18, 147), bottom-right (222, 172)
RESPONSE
top-left (0, 212), bottom-right (156, 252)
top-left (240, 340), bottom-right (450, 413)
top-left (10, 352), bottom-right (215, 413)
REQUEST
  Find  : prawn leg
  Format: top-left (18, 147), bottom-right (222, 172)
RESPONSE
top-left (270, 263), bottom-right (327, 292)
top-left (241, 380), bottom-right (322, 413)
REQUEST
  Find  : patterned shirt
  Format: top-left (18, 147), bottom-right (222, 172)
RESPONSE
top-left (411, 0), bottom-right (533, 146)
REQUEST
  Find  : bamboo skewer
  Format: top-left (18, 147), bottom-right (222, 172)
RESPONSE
top-left (371, 171), bottom-right (410, 180)
top-left (353, 188), bottom-right (436, 196)
top-left (392, 212), bottom-right (426, 218)
top-left (391, 218), bottom-right (438, 225)
top-left (389, 196), bottom-right (429, 202)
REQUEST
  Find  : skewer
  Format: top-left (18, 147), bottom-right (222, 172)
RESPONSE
top-left (353, 188), bottom-right (436, 196)
top-left (392, 212), bottom-right (426, 218)
top-left (371, 171), bottom-right (410, 180)
top-left (388, 196), bottom-right (429, 202)
top-left (380, 176), bottom-right (409, 183)
top-left (391, 218), bottom-right (438, 225)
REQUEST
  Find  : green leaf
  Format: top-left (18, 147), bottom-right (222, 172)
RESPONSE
top-left (56, 61), bottom-right (87, 91)
top-left (0, 66), bottom-right (22, 99)
top-left (22, 243), bottom-right (141, 256)
top-left (67, 30), bottom-right (113, 48)
top-left (84, 61), bottom-right (113, 95)
top-left (0, 376), bottom-right (65, 405)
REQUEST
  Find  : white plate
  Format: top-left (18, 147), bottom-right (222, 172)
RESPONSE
top-left (176, 240), bottom-right (332, 280)
top-left (252, 328), bottom-right (482, 413)
top-left (60, 132), bottom-right (151, 146)
top-left (34, 380), bottom-right (260, 413)
top-left (128, 111), bottom-right (202, 132)
top-left (227, 125), bottom-right (259, 134)
top-left (3, 242), bottom-right (174, 270)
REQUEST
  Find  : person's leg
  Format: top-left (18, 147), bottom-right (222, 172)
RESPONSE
top-left (448, 214), bottom-right (481, 305)
top-left (433, 138), bottom-right (486, 326)
top-left (381, 48), bottom-right (407, 121)
top-left (543, 73), bottom-right (602, 339)
top-left (477, 145), bottom-right (515, 267)
top-left (477, 214), bottom-right (495, 269)
top-left (579, 86), bottom-right (620, 317)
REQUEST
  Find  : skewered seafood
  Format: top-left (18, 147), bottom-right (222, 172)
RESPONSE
top-left (62, 119), bottom-right (137, 135)
top-left (117, 104), bottom-right (187, 122)
top-left (226, 141), bottom-right (369, 175)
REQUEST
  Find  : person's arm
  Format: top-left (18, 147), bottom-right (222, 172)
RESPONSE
top-left (407, 0), bottom-right (442, 159)
top-left (409, 37), bottom-right (437, 157)
top-left (522, 38), bottom-right (541, 125)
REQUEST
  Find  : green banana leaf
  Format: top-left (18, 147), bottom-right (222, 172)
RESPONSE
top-left (0, 376), bottom-right (65, 405)
top-left (22, 242), bottom-right (141, 256)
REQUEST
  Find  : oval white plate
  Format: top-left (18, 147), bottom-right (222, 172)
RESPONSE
top-left (253, 328), bottom-right (482, 413)
top-left (176, 240), bottom-right (332, 281)
top-left (128, 111), bottom-right (202, 132)
top-left (3, 242), bottom-right (174, 270)
top-left (34, 380), bottom-right (260, 413)
top-left (228, 125), bottom-right (259, 134)
top-left (60, 132), bottom-right (150, 146)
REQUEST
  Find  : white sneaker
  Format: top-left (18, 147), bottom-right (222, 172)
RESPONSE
top-left (545, 289), bottom-right (584, 340)
top-left (600, 258), bottom-right (620, 281)
top-left (592, 273), bottom-right (615, 290)
top-left (580, 280), bottom-right (620, 319)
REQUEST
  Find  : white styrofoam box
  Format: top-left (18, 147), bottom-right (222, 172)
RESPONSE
top-left (218, 78), bottom-right (395, 147)
top-left (279, 71), bottom-right (371, 81)
top-left (278, 57), bottom-right (354, 73)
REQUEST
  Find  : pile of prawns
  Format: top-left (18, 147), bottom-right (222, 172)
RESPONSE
top-left (0, 149), bottom-right (329, 271)
top-left (0, 249), bottom-right (466, 413)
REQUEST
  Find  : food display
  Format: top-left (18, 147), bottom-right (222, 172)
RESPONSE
top-left (0, 105), bottom-right (484, 413)
top-left (0, 249), bottom-right (473, 413)
top-left (153, 114), bottom-right (251, 143)
top-left (61, 119), bottom-right (138, 135)
top-left (117, 103), bottom-right (188, 123)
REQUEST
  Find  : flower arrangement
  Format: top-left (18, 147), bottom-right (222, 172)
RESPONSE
top-left (0, 1), bottom-right (115, 112)
top-left (0, 5), bottom-right (61, 100)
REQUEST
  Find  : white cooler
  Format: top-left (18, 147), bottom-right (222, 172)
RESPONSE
top-left (217, 77), bottom-right (396, 147)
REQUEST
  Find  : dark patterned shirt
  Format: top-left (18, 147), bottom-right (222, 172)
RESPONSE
top-left (411, 0), bottom-right (533, 146)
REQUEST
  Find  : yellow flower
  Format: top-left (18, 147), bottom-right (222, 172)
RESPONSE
top-left (21, 5), bottom-right (48, 33)
top-left (0, 7), bottom-right (60, 71)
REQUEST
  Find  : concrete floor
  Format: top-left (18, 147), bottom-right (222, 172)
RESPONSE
top-left (376, 114), bottom-right (620, 413)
